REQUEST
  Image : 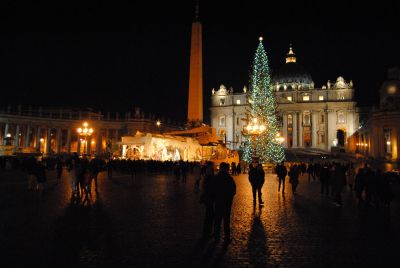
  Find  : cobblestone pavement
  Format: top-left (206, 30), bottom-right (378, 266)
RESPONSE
top-left (0, 168), bottom-right (399, 268)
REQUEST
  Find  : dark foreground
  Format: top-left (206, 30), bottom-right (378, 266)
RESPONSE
top-left (0, 169), bottom-right (399, 268)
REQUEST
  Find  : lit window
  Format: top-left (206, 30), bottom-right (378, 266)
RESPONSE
top-left (303, 112), bottom-right (311, 125)
top-left (287, 114), bottom-right (293, 125)
top-left (219, 116), bottom-right (226, 126)
top-left (303, 95), bottom-right (310, 101)
top-left (337, 112), bottom-right (345, 124)
top-left (287, 96), bottom-right (292, 101)
top-left (384, 129), bottom-right (392, 154)
top-left (236, 99), bottom-right (241, 105)
top-left (318, 95), bottom-right (324, 101)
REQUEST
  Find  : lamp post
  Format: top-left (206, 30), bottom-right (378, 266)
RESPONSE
top-left (77, 122), bottom-right (94, 156)
top-left (242, 117), bottom-right (266, 163)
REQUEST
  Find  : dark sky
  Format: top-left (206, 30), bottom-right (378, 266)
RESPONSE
top-left (1, 0), bottom-right (399, 123)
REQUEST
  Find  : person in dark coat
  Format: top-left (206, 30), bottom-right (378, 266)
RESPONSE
top-left (276, 161), bottom-right (287, 194)
top-left (200, 161), bottom-right (215, 239)
top-left (288, 165), bottom-right (300, 195)
top-left (248, 162), bottom-right (265, 205)
top-left (213, 162), bottom-right (236, 244)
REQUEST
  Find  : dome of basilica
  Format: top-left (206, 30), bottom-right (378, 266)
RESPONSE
top-left (272, 45), bottom-right (314, 90)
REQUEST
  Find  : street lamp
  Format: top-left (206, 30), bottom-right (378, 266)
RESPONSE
top-left (275, 133), bottom-right (285, 144)
top-left (77, 122), bottom-right (94, 155)
top-left (242, 117), bottom-right (266, 163)
top-left (156, 120), bottom-right (161, 133)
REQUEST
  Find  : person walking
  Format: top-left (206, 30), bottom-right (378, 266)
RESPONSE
top-left (56, 157), bottom-right (63, 181)
top-left (346, 164), bottom-right (356, 193)
top-left (249, 161), bottom-right (265, 206)
top-left (276, 161), bottom-right (287, 194)
top-left (288, 164), bottom-right (300, 195)
top-left (213, 162), bottom-right (236, 244)
top-left (200, 161), bottom-right (215, 239)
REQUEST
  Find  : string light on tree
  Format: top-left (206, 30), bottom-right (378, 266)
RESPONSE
top-left (243, 37), bottom-right (285, 163)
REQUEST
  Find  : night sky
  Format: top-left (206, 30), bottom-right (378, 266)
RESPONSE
top-left (1, 0), bottom-right (399, 123)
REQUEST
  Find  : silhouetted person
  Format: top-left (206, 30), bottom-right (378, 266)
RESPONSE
top-left (288, 165), bottom-right (299, 195)
top-left (249, 162), bottom-right (265, 206)
top-left (307, 163), bottom-right (314, 182)
top-left (333, 163), bottom-right (346, 207)
top-left (346, 164), bottom-right (356, 193)
top-left (276, 161), bottom-right (287, 194)
top-left (90, 158), bottom-right (100, 192)
top-left (200, 161), bottom-right (215, 239)
top-left (354, 168), bottom-right (365, 207)
top-left (320, 163), bottom-right (330, 195)
top-left (56, 158), bottom-right (63, 180)
top-left (213, 162), bottom-right (236, 244)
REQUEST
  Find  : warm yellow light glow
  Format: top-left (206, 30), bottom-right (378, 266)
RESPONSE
top-left (89, 128), bottom-right (93, 133)
top-left (246, 125), bottom-right (252, 131)
top-left (253, 124), bottom-right (259, 131)
top-left (6, 133), bottom-right (11, 138)
top-left (83, 122), bottom-right (88, 127)
top-left (319, 95), bottom-right (324, 101)
top-left (253, 118), bottom-right (258, 124)
top-left (259, 36), bottom-right (263, 41)
top-left (287, 96), bottom-right (292, 101)
top-left (83, 128), bottom-right (88, 134)
top-left (156, 120), bottom-right (161, 127)
top-left (40, 138), bottom-right (44, 142)
top-left (91, 141), bottom-right (95, 144)
top-left (303, 95), bottom-right (310, 101)
top-left (77, 128), bottom-right (82, 133)
top-left (387, 141), bottom-right (391, 145)
top-left (259, 125), bottom-right (266, 132)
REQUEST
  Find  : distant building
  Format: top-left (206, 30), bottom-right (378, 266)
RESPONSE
top-left (210, 45), bottom-right (359, 151)
top-left (0, 105), bottom-right (180, 156)
top-left (348, 67), bottom-right (400, 162)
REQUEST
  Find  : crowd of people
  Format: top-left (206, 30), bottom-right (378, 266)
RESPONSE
top-left (0, 153), bottom-right (396, 243)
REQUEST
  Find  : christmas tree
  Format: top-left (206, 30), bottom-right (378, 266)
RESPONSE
top-left (243, 37), bottom-right (285, 163)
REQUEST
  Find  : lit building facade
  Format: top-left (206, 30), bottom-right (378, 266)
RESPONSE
top-left (348, 67), bottom-right (400, 162)
top-left (0, 105), bottom-right (180, 155)
top-left (210, 45), bottom-right (359, 151)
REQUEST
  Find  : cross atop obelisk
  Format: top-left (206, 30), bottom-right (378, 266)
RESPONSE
top-left (187, 0), bottom-right (203, 124)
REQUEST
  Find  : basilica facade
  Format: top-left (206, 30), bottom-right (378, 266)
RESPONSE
top-left (210, 46), bottom-right (359, 151)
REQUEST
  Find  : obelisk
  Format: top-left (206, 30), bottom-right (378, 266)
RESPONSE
top-left (187, 1), bottom-right (203, 124)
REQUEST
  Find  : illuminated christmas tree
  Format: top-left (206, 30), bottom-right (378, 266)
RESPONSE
top-left (243, 37), bottom-right (285, 163)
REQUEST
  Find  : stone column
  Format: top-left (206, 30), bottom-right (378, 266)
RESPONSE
top-left (282, 113), bottom-right (288, 148)
top-left (14, 125), bottom-right (20, 147)
top-left (292, 112), bottom-right (298, 148)
top-left (4, 123), bottom-right (9, 143)
top-left (298, 111), bottom-right (303, 147)
top-left (46, 128), bottom-right (51, 155)
top-left (311, 112), bottom-right (318, 148)
top-left (66, 128), bottom-right (71, 153)
top-left (25, 125), bottom-right (30, 148)
top-left (115, 129), bottom-right (119, 142)
top-left (56, 128), bottom-right (62, 153)
top-left (77, 137), bottom-right (81, 155)
top-left (36, 127), bottom-right (41, 152)
top-left (327, 109), bottom-right (336, 151)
